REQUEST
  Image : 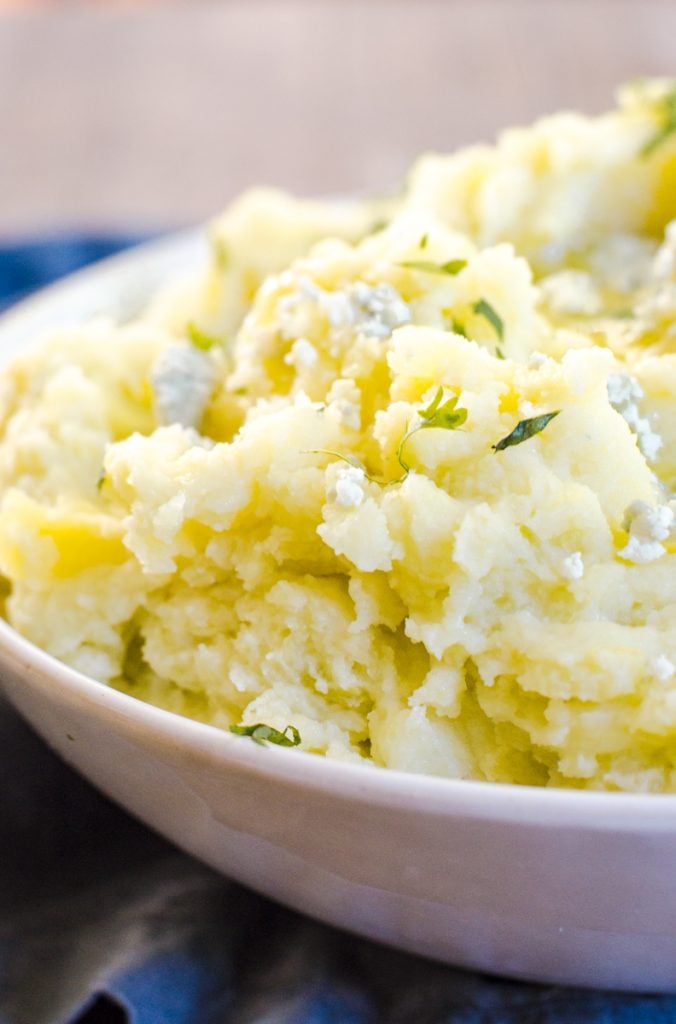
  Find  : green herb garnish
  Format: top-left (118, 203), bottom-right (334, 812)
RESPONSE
top-left (307, 448), bottom-right (358, 466)
top-left (397, 386), bottom-right (468, 473)
top-left (473, 298), bottom-right (504, 341)
top-left (210, 234), bottom-right (229, 272)
top-left (398, 259), bottom-right (467, 276)
top-left (306, 389), bottom-right (467, 486)
top-left (451, 318), bottom-right (467, 338)
top-left (641, 90), bottom-right (676, 158)
top-left (187, 321), bottom-right (220, 351)
top-left (96, 470), bottom-right (106, 491)
top-left (229, 723), bottom-right (301, 746)
top-left (306, 448), bottom-right (384, 484)
top-left (419, 233), bottom-right (429, 250)
top-left (495, 346), bottom-right (505, 360)
top-left (492, 411), bottom-right (560, 451)
top-left (417, 386), bottom-right (468, 430)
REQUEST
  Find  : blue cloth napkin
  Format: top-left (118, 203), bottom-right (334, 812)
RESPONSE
top-left (2, 236), bottom-right (676, 1024)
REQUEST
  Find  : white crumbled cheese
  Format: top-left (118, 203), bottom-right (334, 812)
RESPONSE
top-left (277, 278), bottom-right (410, 342)
top-left (650, 655), bottom-right (675, 682)
top-left (618, 500), bottom-right (674, 564)
top-left (538, 270), bottom-right (603, 316)
top-left (322, 290), bottom-right (356, 329)
top-left (607, 372), bottom-right (644, 408)
top-left (630, 414), bottom-right (662, 462)
top-left (277, 290), bottom-right (317, 339)
top-left (347, 281), bottom-right (411, 338)
top-left (297, 275), bottom-right (322, 301)
top-left (151, 343), bottom-right (217, 429)
top-left (331, 464), bottom-right (366, 508)
top-left (330, 400), bottom-right (360, 430)
top-left (283, 337), bottom-right (318, 371)
top-left (561, 551), bottom-right (584, 580)
top-left (326, 379), bottom-right (362, 431)
top-left (276, 275), bottom-right (327, 337)
top-left (607, 372), bottom-right (662, 462)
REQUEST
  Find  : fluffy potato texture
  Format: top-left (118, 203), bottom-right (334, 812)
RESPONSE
top-left (1, 82), bottom-right (676, 790)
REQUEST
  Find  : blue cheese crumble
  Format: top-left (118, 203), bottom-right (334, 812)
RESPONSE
top-left (619, 500), bottom-right (674, 564)
top-left (607, 372), bottom-right (663, 462)
top-left (330, 464), bottom-right (366, 508)
top-left (151, 343), bottom-right (218, 428)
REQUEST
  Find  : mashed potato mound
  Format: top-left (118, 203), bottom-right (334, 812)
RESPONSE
top-left (2, 80), bottom-right (676, 790)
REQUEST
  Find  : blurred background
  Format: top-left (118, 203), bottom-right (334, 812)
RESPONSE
top-left (0, 0), bottom-right (674, 236)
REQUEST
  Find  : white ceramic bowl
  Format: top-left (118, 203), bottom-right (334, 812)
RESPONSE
top-left (2, 233), bottom-right (676, 993)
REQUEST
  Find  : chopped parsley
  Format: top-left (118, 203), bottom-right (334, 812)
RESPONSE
top-left (417, 386), bottom-right (469, 430)
top-left (369, 218), bottom-right (389, 234)
top-left (398, 258), bottom-right (467, 276)
top-left (451, 318), bottom-right (467, 338)
top-left (305, 448), bottom-right (376, 480)
top-left (641, 89), bottom-right (676, 158)
top-left (210, 234), bottom-right (230, 272)
top-left (187, 321), bottom-right (220, 351)
top-left (473, 298), bottom-right (504, 341)
top-left (419, 233), bottom-right (429, 250)
top-left (397, 386), bottom-right (468, 473)
top-left (306, 388), bottom-right (467, 486)
top-left (96, 470), bottom-right (106, 491)
top-left (229, 723), bottom-right (301, 746)
top-left (492, 411), bottom-right (560, 451)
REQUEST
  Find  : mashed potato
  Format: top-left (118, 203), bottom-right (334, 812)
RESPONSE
top-left (2, 80), bottom-right (676, 789)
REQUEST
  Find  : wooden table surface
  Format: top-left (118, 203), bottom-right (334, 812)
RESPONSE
top-left (0, 0), bottom-right (674, 236)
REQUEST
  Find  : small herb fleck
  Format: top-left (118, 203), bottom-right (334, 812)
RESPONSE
top-left (305, 449), bottom-right (378, 483)
top-left (473, 298), bottom-right (504, 341)
top-left (233, 387), bottom-right (249, 396)
top-left (495, 346), bottom-right (505, 360)
top-left (641, 90), bottom-right (676, 158)
top-left (418, 386), bottom-right (469, 430)
top-left (229, 723), bottom-right (301, 746)
top-left (96, 470), bottom-right (106, 491)
top-left (397, 386), bottom-right (468, 474)
top-left (187, 321), bottom-right (220, 351)
top-left (451, 318), bottom-right (467, 338)
top-left (398, 259), bottom-right (467, 276)
top-left (419, 233), bottom-right (429, 250)
top-left (306, 388), bottom-right (467, 488)
top-left (211, 235), bottom-right (229, 272)
top-left (369, 218), bottom-right (389, 234)
top-left (492, 411), bottom-right (560, 451)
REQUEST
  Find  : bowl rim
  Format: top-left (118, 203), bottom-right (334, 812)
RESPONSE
top-left (2, 228), bottom-right (676, 830)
